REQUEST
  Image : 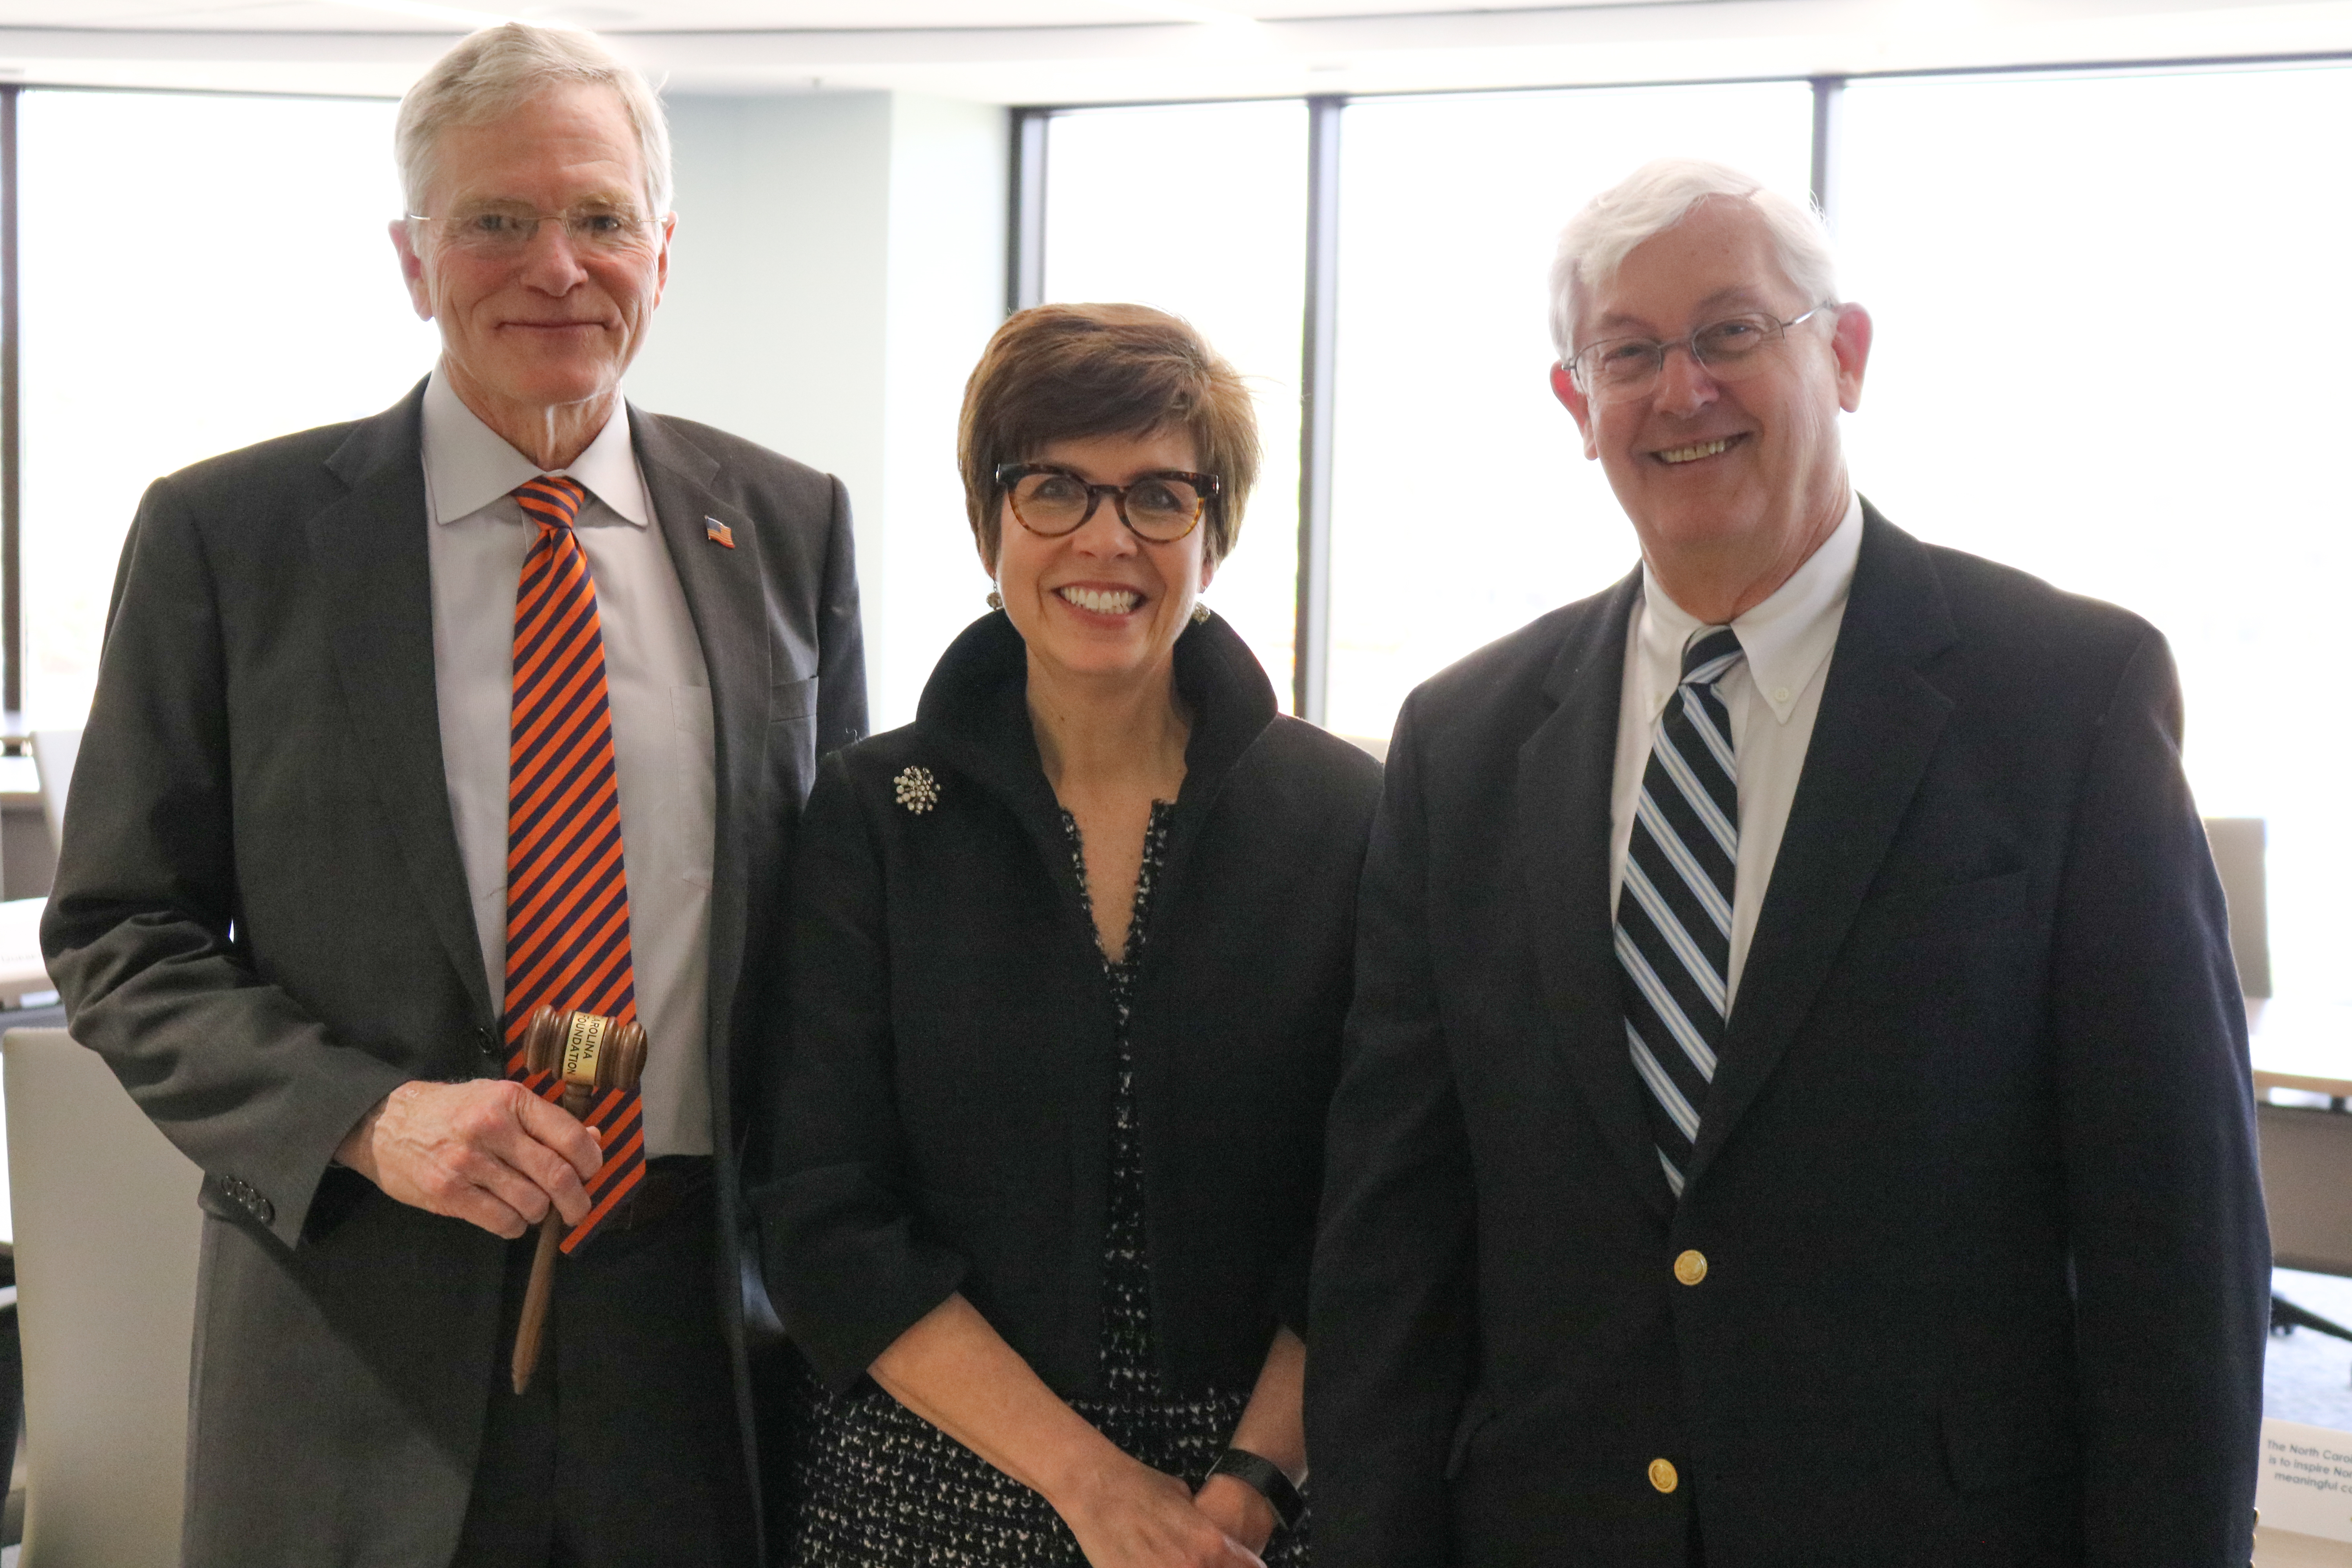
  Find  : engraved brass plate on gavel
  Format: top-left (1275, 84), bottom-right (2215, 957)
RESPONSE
top-left (521, 1004), bottom-right (646, 1109)
top-left (510, 1005), bottom-right (648, 1394)
top-left (559, 1011), bottom-right (610, 1089)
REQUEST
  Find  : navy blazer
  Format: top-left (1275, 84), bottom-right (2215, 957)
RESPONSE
top-left (756, 610), bottom-right (1381, 1399)
top-left (1308, 507), bottom-right (2269, 1568)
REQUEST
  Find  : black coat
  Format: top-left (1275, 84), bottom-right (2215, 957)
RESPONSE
top-left (41, 384), bottom-right (866, 1567)
top-left (1307, 508), bottom-right (2269, 1568)
top-left (754, 610), bottom-right (1382, 1399)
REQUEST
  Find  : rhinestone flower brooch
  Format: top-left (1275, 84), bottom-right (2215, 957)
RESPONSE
top-left (893, 766), bottom-right (941, 815)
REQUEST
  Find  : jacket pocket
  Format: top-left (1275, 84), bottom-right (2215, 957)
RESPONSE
top-left (1865, 866), bottom-right (2032, 938)
top-left (1941, 1384), bottom-right (2078, 1494)
top-left (770, 674), bottom-right (818, 724)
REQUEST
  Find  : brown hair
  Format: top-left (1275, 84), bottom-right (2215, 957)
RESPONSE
top-left (958, 302), bottom-right (1261, 568)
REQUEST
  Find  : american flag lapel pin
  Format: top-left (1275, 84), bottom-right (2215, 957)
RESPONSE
top-left (704, 515), bottom-right (736, 549)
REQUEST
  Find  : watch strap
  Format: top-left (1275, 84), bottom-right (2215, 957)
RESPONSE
top-left (1207, 1446), bottom-right (1306, 1532)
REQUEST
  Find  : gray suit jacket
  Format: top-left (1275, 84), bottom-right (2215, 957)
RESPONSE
top-left (41, 382), bottom-right (865, 1567)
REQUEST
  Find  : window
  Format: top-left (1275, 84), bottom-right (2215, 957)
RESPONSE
top-left (1324, 83), bottom-right (1815, 740)
top-left (1040, 100), bottom-right (1308, 706)
top-left (13, 63), bottom-right (2343, 1027)
top-left (1836, 62), bottom-right (2352, 1018)
top-left (18, 89), bottom-right (434, 725)
top-left (1040, 64), bottom-right (2344, 1028)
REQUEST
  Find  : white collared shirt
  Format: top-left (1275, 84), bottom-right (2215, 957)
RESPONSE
top-left (1608, 492), bottom-right (1865, 1010)
top-left (421, 368), bottom-right (716, 1156)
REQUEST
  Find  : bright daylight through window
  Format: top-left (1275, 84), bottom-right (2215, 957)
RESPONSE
top-left (1044, 62), bottom-right (2352, 1036)
top-left (1041, 98), bottom-right (1307, 710)
top-left (1835, 61), bottom-right (2352, 1034)
top-left (1324, 81), bottom-right (1815, 742)
top-left (18, 89), bottom-right (435, 728)
top-left (12, 59), bottom-right (2346, 1048)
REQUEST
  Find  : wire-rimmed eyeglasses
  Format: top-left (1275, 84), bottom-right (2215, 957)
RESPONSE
top-left (995, 463), bottom-right (1221, 543)
top-left (405, 203), bottom-right (661, 258)
top-left (1567, 305), bottom-right (1829, 404)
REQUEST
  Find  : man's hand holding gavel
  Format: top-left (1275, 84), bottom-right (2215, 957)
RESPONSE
top-left (335, 1078), bottom-right (605, 1239)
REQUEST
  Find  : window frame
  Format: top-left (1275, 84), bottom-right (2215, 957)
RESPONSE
top-left (1007, 50), bottom-right (2352, 724)
top-left (1007, 74), bottom-right (1848, 724)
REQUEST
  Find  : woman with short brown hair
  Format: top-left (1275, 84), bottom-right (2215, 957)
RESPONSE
top-left (754, 302), bottom-right (1380, 1566)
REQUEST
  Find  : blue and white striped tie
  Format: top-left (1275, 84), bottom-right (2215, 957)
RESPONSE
top-left (1618, 625), bottom-right (1744, 1200)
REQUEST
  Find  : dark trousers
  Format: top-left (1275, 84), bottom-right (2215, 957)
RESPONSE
top-left (450, 1161), bottom-right (756, 1568)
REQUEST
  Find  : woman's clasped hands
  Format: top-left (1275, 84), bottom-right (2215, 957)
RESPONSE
top-left (1057, 1448), bottom-right (1272, 1568)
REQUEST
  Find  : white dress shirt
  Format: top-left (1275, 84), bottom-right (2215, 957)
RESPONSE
top-left (1608, 493), bottom-right (1864, 1011)
top-left (421, 369), bottom-right (716, 1156)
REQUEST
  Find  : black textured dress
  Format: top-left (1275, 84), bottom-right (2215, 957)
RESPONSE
top-left (782, 802), bottom-right (1311, 1567)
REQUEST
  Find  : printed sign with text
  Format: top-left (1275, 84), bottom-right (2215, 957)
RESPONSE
top-left (2260, 1418), bottom-right (2352, 1542)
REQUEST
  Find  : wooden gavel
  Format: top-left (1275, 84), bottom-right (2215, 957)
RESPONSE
top-left (509, 1004), bottom-right (647, 1395)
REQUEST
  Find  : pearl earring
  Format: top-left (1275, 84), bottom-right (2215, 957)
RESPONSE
top-left (1191, 603), bottom-right (1211, 625)
top-left (986, 588), bottom-right (1004, 611)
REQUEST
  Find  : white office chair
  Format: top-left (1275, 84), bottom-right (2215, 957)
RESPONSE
top-left (0, 728), bottom-right (81, 1010)
top-left (25, 736), bottom-right (76, 863)
top-left (4, 1027), bottom-right (201, 1568)
top-left (2204, 817), bottom-right (2269, 1002)
top-left (0, 903), bottom-right (47, 1012)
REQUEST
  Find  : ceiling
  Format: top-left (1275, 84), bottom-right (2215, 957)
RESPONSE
top-left (0, 2), bottom-right (1682, 28)
top-left (0, 0), bottom-right (2345, 102)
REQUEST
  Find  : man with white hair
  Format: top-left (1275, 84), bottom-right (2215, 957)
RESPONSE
top-left (42, 23), bottom-right (862, 1566)
top-left (1308, 158), bottom-right (2267, 1565)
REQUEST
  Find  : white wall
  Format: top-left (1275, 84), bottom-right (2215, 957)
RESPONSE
top-left (629, 89), bottom-right (1007, 731)
top-left (880, 93), bottom-right (1013, 728)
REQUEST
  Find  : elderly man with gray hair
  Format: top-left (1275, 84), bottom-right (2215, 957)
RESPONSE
top-left (41, 22), bottom-right (863, 1567)
top-left (1307, 158), bottom-right (2267, 1566)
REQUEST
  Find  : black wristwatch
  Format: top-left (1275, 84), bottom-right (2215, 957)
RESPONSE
top-left (1207, 1447), bottom-right (1306, 1533)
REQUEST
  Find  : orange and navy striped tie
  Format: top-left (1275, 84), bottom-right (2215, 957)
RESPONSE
top-left (503, 474), bottom-right (646, 1249)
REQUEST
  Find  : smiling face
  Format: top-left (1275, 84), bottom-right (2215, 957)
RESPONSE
top-left (1553, 196), bottom-right (1870, 616)
top-left (391, 82), bottom-right (671, 434)
top-left (984, 426), bottom-right (1214, 695)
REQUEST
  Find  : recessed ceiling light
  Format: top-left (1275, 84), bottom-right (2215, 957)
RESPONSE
top-left (330, 0), bottom-right (519, 25)
top-left (1107, 1), bottom-right (1261, 25)
top-left (522, 4), bottom-right (643, 22)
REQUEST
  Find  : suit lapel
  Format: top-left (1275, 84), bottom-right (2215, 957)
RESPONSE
top-left (315, 383), bottom-right (494, 1031)
top-left (1684, 507), bottom-right (1958, 1189)
top-left (1517, 570), bottom-right (1674, 1220)
top-left (628, 409), bottom-right (768, 1143)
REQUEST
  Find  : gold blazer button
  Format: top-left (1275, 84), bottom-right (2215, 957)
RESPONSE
top-left (1649, 1457), bottom-right (1679, 1494)
top-left (1674, 1249), bottom-right (1708, 1286)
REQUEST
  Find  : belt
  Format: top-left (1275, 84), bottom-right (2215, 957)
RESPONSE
top-left (597, 1154), bottom-right (714, 1236)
